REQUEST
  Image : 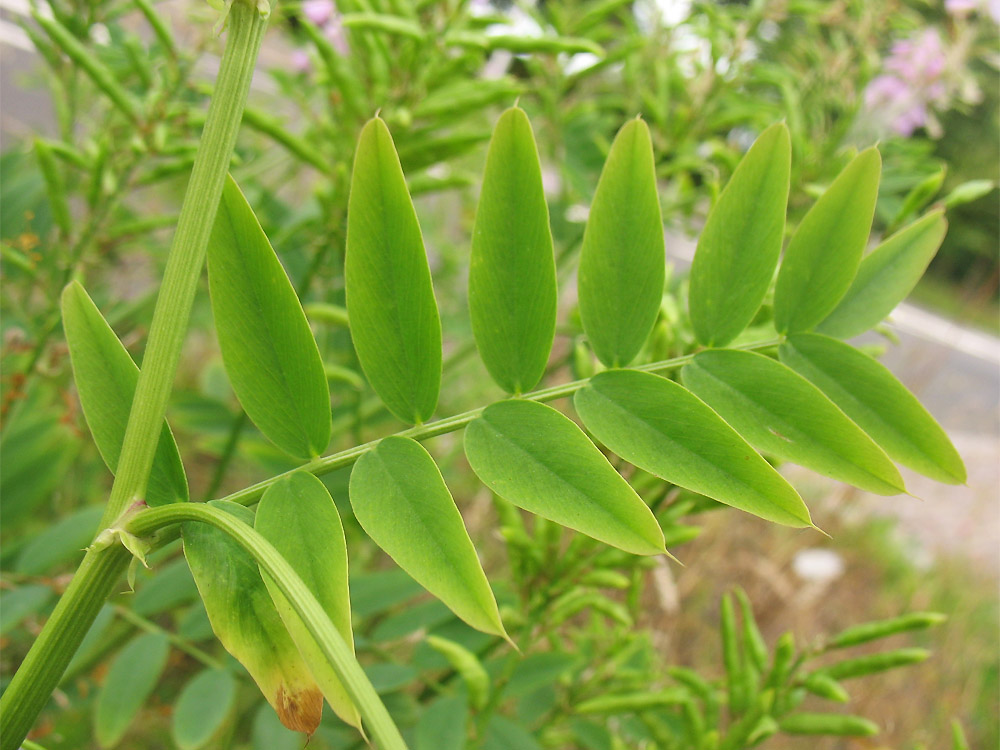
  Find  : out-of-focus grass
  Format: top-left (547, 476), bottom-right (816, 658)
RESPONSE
top-left (643, 500), bottom-right (999, 749)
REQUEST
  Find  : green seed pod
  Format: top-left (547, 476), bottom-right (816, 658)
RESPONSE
top-left (720, 593), bottom-right (746, 714)
top-left (826, 612), bottom-right (946, 649)
top-left (734, 588), bottom-right (768, 673)
top-left (579, 570), bottom-right (632, 589)
top-left (746, 715), bottom-right (779, 744)
top-left (33, 139), bottom-right (71, 239)
top-left (426, 636), bottom-right (489, 710)
top-left (766, 632), bottom-right (796, 688)
top-left (823, 648), bottom-right (930, 681)
top-left (802, 673), bottom-right (849, 703)
top-left (576, 688), bottom-right (688, 715)
top-left (778, 712), bottom-right (879, 737)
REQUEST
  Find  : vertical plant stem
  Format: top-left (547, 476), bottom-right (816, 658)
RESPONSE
top-left (100, 2), bottom-right (268, 529)
top-left (0, 7), bottom-right (271, 747)
top-left (0, 546), bottom-right (131, 750)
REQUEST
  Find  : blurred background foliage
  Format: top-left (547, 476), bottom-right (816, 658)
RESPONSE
top-left (1, 0), bottom-right (997, 748)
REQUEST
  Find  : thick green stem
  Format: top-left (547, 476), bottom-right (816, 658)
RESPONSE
top-left (100, 2), bottom-right (268, 529)
top-left (126, 504), bottom-right (407, 750)
top-left (0, 8), bottom-right (271, 747)
top-left (0, 546), bottom-right (131, 750)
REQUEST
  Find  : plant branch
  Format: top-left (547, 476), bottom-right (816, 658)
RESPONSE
top-left (100, 2), bottom-right (269, 529)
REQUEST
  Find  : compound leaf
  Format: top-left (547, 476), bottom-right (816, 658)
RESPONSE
top-left (689, 122), bottom-right (791, 347)
top-left (350, 437), bottom-right (507, 638)
top-left (346, 117), bottom-right (441, 424)
top-left (681, 349), bottom-right (905, 495)
top-left (774, 148), bottom-right (881, 333)
top-left (464, 399), bottom-right (665, 555)
top-left (469, 107), bottom-right (556, 393)
top-left (255, 472), bottom-right (360, 728)
top-left (208, 176), bottom-right (330, 459)
top-left (578, 117), bottom-right (664, 366)
top-left (61, 281), bottom-right (188, 505)
top-left (574, 369), bottom-right (811, 528)
top-left (779, 333), bottom-right (965, 484)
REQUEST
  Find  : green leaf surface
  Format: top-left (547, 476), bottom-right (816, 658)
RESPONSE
top-left (255, 472), bottom-right (360, 728)
top-left (349, 436), bottom-right (506, 637)
top-left (346, 117), bottom-right (441, 424)
top-left (416, 694), bottom-right (468, 750)
top-left (208, 176), bottom-right (330, 459)
top-left (574, 370), bottom-right (811, 527)
top-left (779, 334), bottom-right (964, 483)
top-left (483, 716), bottom-right (543, 750)
top-left (578, 117), bottom-right (664, 366)
top-left (171, 669), bottom-right (237, 750)
top-left (469, 107), bottom-right (556, 393)
top-left (132, 557), bottom-right (198, 617)
top-left (183, 501), bottom-right (323, 734)
top-left (15, 505), bottom-right (104, 575)
top-left (94, 632), bottom-right (170, 747)
top-left (774, 148), bottom-right (881, 333)
top-left (464, 399), bottom-right (666, 554)
top-left (681, 350), bottom-right (905, 495)
top-left (689, 123), bottom-right (791, 346)
top-left (0, 585), bottom-right (53, 635)
top-left (61, 281), bottom-right (188, 505)
top-left (816, 211), bottom-right (947, 339)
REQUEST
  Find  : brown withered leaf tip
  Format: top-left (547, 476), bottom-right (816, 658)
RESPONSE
top-left (276, 683), bottom-right (323, 734)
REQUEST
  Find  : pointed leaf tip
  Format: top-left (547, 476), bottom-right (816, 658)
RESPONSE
top-left (464, 399), bottom-right (667, 555)
top-left (689, 122), bottom-right (791, 347)
top-left (579, 117), bottom-right (665, 367)
top-left (350, 437), bottom-right (507, 638)
top-left (346, 119), bottom-right (442, 423)
top-left (208, 175), bottom-right (330, 459)
top-left (469, 107), bottom-right (556, 393)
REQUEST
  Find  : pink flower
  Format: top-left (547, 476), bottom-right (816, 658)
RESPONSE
top-left (291, 49), bottom-right (311, 74)
top-left (945, 0), bottom-right (982, 15)
top-left (324, 15), bottom-right (349, 56)
top-left (303, 0), bottom-right (335, 26)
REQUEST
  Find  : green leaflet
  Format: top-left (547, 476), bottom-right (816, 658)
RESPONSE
top-left (779, 334), bottom-right (965, 484)
top-left (171, 669), bottom-right (237, 750)
top-left (464, 399), bottom-right (665, 555)
top-left (345, 117), bottom-right (442, 424)
top-left (416, 694), bottom-right (468, 750)
top-left (817, 211), bottom-right (947, 339)
top-left (208, 176), bottom-right (330, 459)
top-left (255, 472), bottom-right (360, 728)
top-left (15, 505), bottom-right (104, 575)
top-left (469, 107), bottom-right (557, 393)
top-left (578, 117), bottom-right (665, 366)
top-left (183, 501), bottom-right (323, 734)
top-left (349, 437), bottom-right (507, 638)
top-left (773, 148), bottom-right (881, 334)
top-left (688, 123), bottom-right (791, 347)
top-left (681, 350), bottom-right (906, 495)
top-left (61, 281), bottom-right (188, 506)
top-left (574, 370), bottom-right (811, 528)
top-left (94, 632), bottom-right (170, 747)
